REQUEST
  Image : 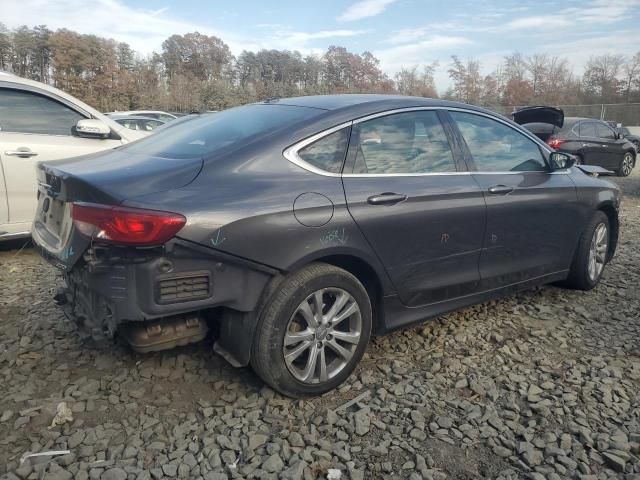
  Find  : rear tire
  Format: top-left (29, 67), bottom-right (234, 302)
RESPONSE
top-left (617, 151), bottom-right (634, 177)
top-left (251, 263), bottom-right (372, 398)
top-left (564, 211), bottom-right (610, 290)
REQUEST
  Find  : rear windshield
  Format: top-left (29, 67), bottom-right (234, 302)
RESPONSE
top-left (123, 104), bottom-right (322, 159)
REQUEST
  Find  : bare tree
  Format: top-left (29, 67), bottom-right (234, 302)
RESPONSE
top-left (395, 63), bottom-right (438, 97)
top-left (582, 54), bottom-right (625, 103)
top-left (622, 52), bottom-right (640, 102)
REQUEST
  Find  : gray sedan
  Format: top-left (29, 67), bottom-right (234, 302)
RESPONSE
top-left (32, 95), bottom-right (620, 398)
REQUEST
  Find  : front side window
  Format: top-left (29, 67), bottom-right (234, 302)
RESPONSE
top-left (450, 111), bottom-right (546, 172)
top-left (0, 88), bottom-right (85, 136)
top-left (579, 122), bottom-right (597, 138)
top-left (596, 123), bottom-right (616, 140)
top-left (351, 110), bottom-right (456, 174)
top-left (297, 128), bottom-right (350, 173)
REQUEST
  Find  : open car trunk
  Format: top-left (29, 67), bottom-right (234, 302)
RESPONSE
top-left (512, 106), bottom-right (564, 128)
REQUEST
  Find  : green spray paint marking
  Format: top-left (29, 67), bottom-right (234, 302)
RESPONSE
top-left (210, 229), bottom-right (226, 247)
top-left (59, 245), bottom-right (74, 261)
top-left (320, 228), bottom-right (348, 246)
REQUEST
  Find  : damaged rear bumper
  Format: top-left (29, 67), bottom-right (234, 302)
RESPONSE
top-left (49, 238), bottom-right (276, 343)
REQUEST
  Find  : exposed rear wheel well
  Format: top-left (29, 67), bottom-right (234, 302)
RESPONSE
top-left (598, 204), bottom-right (619, 260)
top-left (314, 255), bottom-right (384, 334)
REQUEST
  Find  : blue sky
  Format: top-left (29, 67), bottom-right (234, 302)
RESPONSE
top-left (4, 0), bottom-right (640, 91)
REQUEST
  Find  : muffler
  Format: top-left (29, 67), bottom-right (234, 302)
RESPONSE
top-left (118, 314), bottom-right (208, 353)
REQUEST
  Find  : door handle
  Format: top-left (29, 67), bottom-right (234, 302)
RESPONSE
top-left (5, 149), bottom-right (38, 158)
top-left (601, 145), bottom-right (608, 148)
top-left (367, 193), bottom-right (407, 205)
top-left (488, 185), bottom-right (514, 195)
top-left (581, 143), bottom-right (589, 147)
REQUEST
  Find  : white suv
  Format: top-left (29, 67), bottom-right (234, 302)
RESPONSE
top-left (0, 72), bottom-right (148, 240)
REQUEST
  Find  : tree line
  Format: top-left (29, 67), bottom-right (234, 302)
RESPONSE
top-left (1, 24), bottom-right (639, 113)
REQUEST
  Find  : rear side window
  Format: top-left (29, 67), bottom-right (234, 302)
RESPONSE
top-left (451, 111), bottom-right (546, 172)
top-left (124, 104), bottom-right (321, 159)
top-left (596, 123), bottom-right (616, 140)
top-left (298, 128), bottom-right (350, 173)
top-left (351, 110), bottom-right (456, 174)
top-left (579, 122), bottom-right (597, 137)
top-left (0, 88), bottom-right (84, 136)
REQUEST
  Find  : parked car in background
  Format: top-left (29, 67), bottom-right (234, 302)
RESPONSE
top-left (607, 122), bottom-right (640, 152)
top-left (0, 72), bottom-right (147, 241)
top-left (153, 112), bottom-right (215, 132)
top-left (110, 115), bottom-right (166, 132)
top-left (32, 95), bottom-right (620, 398)
top-left (514, 106), bottom-right (636, 177)
top-left (106, 110), bottom-right (177, 122)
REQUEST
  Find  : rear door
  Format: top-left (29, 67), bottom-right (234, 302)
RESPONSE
top-left (578, 121), bottom-right (605, 166)
top-left (448, 110), bottom-right (581, 290)
top-left (342, 109), bottom-right (486, 307)
top-left (595, 122), bottom-right (624, 169)
top-left (0, 87), bottom-right (123, 228)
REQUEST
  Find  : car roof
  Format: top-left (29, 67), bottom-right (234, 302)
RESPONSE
top-left (111, 110), bottom-right (176, 116)
top-left (564, 117), bottom-right (604, 125)
top-left (111, 115), bottom-right (164, 122)
top-left (257, 94), bottom-right (477, 112)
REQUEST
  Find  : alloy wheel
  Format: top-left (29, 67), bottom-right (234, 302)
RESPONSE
top-left (621, 153), bottom-right (634, 176)
top-left (283, 288), bottom-right (362, 384)
top-left (588, 223), bottom-right (608, 282)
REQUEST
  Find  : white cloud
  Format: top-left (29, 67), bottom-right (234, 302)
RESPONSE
top-left (0, 0), bottom-right (366, 56)
top-left (283, 29), bottom-right (367, 43)
top-left (504, 16), bottom-right (572, 30)
top-left (1, 0), bottom-right (243, 54)
top-left (375, 35), bottom-right (473, 74)
top-left (338, 0), bottom-right (398, 22)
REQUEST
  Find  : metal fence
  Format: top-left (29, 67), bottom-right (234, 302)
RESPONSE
top-left (488, 103), bottom-right (640, 127)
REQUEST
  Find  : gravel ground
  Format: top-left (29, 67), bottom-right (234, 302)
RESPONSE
top-left (1, 169), bottom-right (639, 480)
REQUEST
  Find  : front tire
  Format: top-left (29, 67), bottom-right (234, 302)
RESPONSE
top-left (251, 263), bottom-right (372, 398)
top-left (565, 211), bottom-right (610, 290)
top-left (617, 151), bottom-right (634, 177)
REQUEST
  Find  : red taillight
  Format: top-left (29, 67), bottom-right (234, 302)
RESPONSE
top-left (547, 138), bottom-right (566, 149)
top-left (71, 203), bottom-right (186, 245)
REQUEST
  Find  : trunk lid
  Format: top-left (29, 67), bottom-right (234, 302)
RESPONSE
top-left (32, 150), bottom-right (202, 270)
top-left (512, 106), bottom-right (564, 128)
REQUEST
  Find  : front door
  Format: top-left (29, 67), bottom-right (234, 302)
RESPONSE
top-left (448, 110), bottom-right (581, 290)
top-left (342, 109), bottom-right (486, 307)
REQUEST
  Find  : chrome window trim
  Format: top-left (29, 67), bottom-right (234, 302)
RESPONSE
top-left (283, 106), bottom-right (557, 178)
top-left (342, 172), bottom-right (472, 178)
top-left (283, 121), bottom-right (352, 178)
top-left (445, 107), bottom-right (554, 154)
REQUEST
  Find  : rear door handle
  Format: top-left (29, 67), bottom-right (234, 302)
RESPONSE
top-left (488, 185), bottom-right (514, 195)
top-left (5, 149), bottom-right (38, 158)
top-left (367, 193), bottom-right (407, 205)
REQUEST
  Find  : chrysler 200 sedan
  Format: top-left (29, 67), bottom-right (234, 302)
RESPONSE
top-left (32, 95), bottom-right (620, 398)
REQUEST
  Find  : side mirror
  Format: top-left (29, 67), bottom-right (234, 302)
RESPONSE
top-left (75, 119), bottom-right (111, 139)
top-left (550, 151), bottom-right (575, 170)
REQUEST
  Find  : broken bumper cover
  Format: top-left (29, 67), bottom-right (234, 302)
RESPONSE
top-left (47, 238), bottom-right (275, 341)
